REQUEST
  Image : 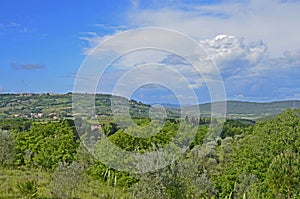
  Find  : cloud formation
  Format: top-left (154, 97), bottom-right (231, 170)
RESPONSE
top-left (10, 63), bottom-right (46, 70)
top-left (127, 0), bottom-right (300, 56)
top-left (198, 34), bottom-right (300, 100)
top-left (199, 35), bottom-right (268, 77)
top-left (76, 28), bottom-right (226, 104)
top-left (78, 0), bottom-right (300, 102)
top-left (80, 27), bottom-right (300, 101)
top-left (200, 35), bottom-right (268, 65)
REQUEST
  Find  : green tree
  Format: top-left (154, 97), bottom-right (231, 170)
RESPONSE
top-left (266, 149), bottom-right (300, 198)
top-left (14, 121), bottom-right (78, 169)
top-left (50, 161), bottom-right (85, 198)
top-left (214, 109), bottom-right (300, 198)
top-left (0, 129), bottom-right (15, 167)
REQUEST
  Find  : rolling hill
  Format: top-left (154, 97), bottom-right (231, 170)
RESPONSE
top-left (0, 93), bottom-right (299, 120)
top-left (0, 93), bottom-right (151, 120)
top-left (181, 100), bottom-right (300, 119)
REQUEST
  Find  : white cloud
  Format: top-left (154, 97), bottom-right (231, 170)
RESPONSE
top-left (80, 28), bottom-right (300, 101)
top-left (105, 64), bottom-right (201, 105)
top-left (78, 29), bottom-right (226, 103)
top-left (78, 0), bottom-right (300, 102)
top-left (188, 83), bottom-right (202, 89)
top-left (80, 28), bottom-right (224, 76)
top-left (199, 39), bottom-right (300, 101)
top-left (223, 50), bottom-right (300, 101)
top-left (199, 34), bottom-right (268, 66)
top-left (127, 0), bottom-right (300, 56)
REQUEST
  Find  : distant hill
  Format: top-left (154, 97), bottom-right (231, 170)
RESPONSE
top-left (225, 100), bottom-right (300, 114)
top-left (151, 103), bottom-right (181, 109)
top-left (0, 93), bottom-right (151, 120)
top-left (181, 100), bottom-right (300, 119)
top-left (0, 93), bottom-right (299, 120)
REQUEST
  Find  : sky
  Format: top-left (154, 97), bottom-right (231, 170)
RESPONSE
top-left (1, 0), bottom-right (300, 104)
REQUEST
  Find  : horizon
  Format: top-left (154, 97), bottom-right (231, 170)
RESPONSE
top-left (1, 1), bottom-right (300, 104)
top-left (1, 92), bottom-right (299, 105)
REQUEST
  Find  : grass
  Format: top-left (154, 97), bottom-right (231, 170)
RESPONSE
top-left (0, 167), bottom-right (51, 198)
top-left (0, 167), bottom-right (130, 199)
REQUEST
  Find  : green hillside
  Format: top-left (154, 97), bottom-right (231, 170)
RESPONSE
top-left (1, 93), bottom-right (299, 120)
top-left (0, 93), bottom-right (151, 120)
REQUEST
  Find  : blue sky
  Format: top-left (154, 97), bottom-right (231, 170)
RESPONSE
top-left (1, 0), bottom-right (300, 104)
top-left (0, 0), bottom-right (130, 93)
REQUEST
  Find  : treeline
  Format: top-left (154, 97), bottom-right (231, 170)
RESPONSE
top-left (0, 109), bottom-right (299, 198)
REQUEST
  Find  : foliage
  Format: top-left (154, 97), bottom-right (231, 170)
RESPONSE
top-left (101, 122), bottom-right (119, 136)
top-left (215, 109), bottom-right (300, 198)
top-left (0, 118), bottom-right (32, 131)
top-left (189, 125), bottom-right (208, 148)
top-left (108, 120), bottom-right (179, 152)
top-left (88, 161), bottom-right (138, 187)
top-left (0, 130), bottom-right (15, 167)
top-left (17, 178), bottom-right (38, 199)
top-left (220, 119), bottom-right (254, 138)
top-left (265, 149), bottom-right (300, 198)
top-left (14, 121), bottom-right (79, 169)
top-left (0, 108), bottom-right (300, 198)
top-left (50, 161), bottom-right (85, 198)
top-left (131, 145), bottom-right (218, 199)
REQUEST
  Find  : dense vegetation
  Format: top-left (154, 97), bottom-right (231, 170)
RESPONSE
top-left (0, 107), bottom-right (300, 198)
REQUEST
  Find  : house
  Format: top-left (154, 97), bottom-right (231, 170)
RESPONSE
top-left (30, 113), bottom-right (37, 118)
top-left (49, 113), bottom-right (59, 119)
top-left (91, 124), bottom-right (101, 131)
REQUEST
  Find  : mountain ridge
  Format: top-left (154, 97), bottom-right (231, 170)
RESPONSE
top-left (183, 100), bottom-right (300, 119)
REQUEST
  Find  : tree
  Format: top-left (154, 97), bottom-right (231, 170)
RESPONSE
top-left (214, 109), bottom-right (300, 198)
top-left (50, 161), bottom-right (85, 198)
top-left (0, 129), bottom-right (15, 166)
top-left (266, 149), bottom-right (300, 198)
top-left (14, 121), bottom-right (79, 169)
top-left (132, 140), bottom-right (220, 199)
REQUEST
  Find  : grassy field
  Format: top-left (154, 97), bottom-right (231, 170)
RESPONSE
top-left (0, 167), bottom-right (130, 199)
